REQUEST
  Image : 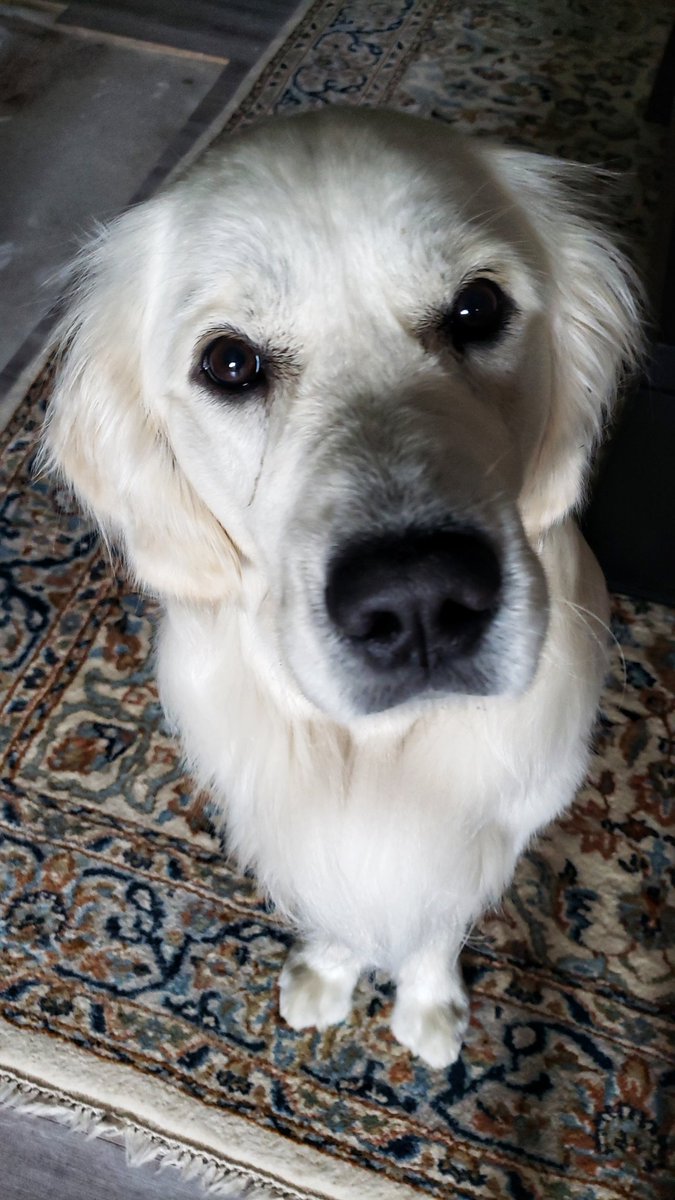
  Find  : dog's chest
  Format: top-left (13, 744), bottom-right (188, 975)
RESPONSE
top-left (158, 597), bottom-right (596, 964)
top-left (219, 711), bottom-right (556, 963)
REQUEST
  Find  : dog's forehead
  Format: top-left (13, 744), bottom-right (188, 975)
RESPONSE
top-left (173, 112), bottom-right (539, 319)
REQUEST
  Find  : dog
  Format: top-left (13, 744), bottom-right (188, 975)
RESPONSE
top-left (41, 108), bottom-right (641, 1068)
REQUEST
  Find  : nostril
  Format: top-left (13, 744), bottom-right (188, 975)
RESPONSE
top-left (360, 610), bottom-right (403, 644)
top-left (438, 597), bottom-right (472, 633)
top-left (436, 596), bottom-right (491, 647)
top-left (355, 609), bottom-right (409, 665)
top-left (443, 542), bottom-right (501, 614)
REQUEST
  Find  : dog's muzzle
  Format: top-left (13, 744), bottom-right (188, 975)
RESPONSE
top-left (279, 389), bottom-right (548, 718)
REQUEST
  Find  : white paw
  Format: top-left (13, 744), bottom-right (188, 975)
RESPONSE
top-left (279, 952), bottom-right (356, 1031)
top-left (391, 998), bottom-right (469, 1069)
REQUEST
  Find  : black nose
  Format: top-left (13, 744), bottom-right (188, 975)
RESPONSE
top-left (325, 528), bottom-right (501, 673)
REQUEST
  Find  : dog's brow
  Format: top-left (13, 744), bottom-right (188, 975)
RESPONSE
top-left (267, 343), bottom-right (303, 379)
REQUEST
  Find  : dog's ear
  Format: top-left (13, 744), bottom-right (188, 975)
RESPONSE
top-left (494, 151), bottom-right (643, 534)
top-left (40, 203), bottom-right (240, 600)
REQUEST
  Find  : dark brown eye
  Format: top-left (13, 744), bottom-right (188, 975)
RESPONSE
top-left (447, 278), bottom-right (510, 352)
top-left (201, 336), bottom-right (264, 392)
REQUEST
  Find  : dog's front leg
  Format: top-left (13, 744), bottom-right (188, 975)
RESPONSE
top-left (279, 939), bottom-right (364, 1031)
top-left (390, 821), bottom-right (516, 1067)
top-left (391, 935), bottom-right (469, 1069)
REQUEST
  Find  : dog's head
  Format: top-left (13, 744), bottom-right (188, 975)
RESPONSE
top-left (42, 109), bottom-right (641, 719)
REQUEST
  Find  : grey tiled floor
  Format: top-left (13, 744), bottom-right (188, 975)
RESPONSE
top-left (0, 0), bottom-right (302, 416)
top-left (0, 9), bottom-right (220, 384)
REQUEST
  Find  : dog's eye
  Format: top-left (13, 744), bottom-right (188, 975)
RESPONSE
top-left (201, 336), bottom-right (264, 392)
top-left (446, 279), bottom-right (510, 352)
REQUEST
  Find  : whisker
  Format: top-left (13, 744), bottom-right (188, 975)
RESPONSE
top-left (482, 450), bottom-right (511, 480)
top-left (560, 598), bottom-right (627, 702)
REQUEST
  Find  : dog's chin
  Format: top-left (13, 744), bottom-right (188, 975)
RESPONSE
top-left (344, 670), bottom-right (513, 719)
top-left (283, 630), bottom-right (545, 726)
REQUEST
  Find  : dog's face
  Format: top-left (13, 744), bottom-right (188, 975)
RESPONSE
top-left (44, 109), bottom-right (640, 721)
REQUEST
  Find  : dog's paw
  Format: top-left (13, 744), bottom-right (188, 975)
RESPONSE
top-left (390, 997), bottom-right (469, 1069)
top-left (279, 950), bottom-right (357, 1031)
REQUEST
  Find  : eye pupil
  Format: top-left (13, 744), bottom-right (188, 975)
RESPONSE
top-left (201, 336), bottom-right (263, 392)
top-left (448, 278), bottom-right (509, 351)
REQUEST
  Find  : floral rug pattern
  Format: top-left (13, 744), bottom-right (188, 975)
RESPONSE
top-left (1, 3), bottom-right (674, 1198)
top-left (225, 0), bottom-right (672, 267)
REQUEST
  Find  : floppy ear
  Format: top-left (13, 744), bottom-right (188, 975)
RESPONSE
top-left (495, 151), bottom-right (643, 534)
top-left (40, 202), bottom-right (240, 601)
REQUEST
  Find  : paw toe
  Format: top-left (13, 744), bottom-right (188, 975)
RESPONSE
top-left (391, 1000), bottom-right (469, 1069)
top-left (279, 958), bottom-right (354, 1030)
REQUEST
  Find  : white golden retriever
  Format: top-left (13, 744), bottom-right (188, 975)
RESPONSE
top-left (42, 108), bottom-right (641, 1068)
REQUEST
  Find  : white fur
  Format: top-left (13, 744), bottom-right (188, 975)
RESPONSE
top-left (41, 109), bottom-right (641, 1068)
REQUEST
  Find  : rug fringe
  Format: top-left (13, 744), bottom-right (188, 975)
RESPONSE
top-left (0, 1073), bottom-right (300, 1198)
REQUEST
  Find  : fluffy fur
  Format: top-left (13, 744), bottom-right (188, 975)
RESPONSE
top-left (42, 109), bottom-right (641, 1067)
